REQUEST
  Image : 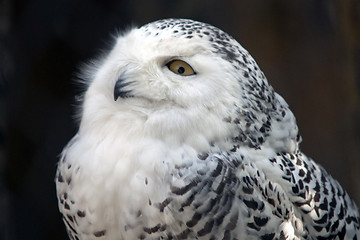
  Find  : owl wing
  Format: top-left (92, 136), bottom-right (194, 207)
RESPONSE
top-left (150, 152), bottom-right (303, 240)
top-left (155, 150), bottom-right (360, 240)
top-left (259, 151), bottom-right (360, 239)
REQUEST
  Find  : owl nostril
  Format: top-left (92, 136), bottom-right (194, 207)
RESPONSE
top-left (114, 76), bottom-right (134, 101)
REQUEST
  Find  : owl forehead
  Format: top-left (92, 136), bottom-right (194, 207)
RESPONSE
top-left (140, 19), bottom-right (228, 41)
top-left (137, 19), bottom-right (252, 69)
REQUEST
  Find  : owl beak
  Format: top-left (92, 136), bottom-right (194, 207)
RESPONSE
top-left (114, 75), bottom-right (133, 101)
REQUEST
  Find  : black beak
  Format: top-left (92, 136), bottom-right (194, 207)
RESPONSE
top-left (114, 75), bottom-right (133, 101)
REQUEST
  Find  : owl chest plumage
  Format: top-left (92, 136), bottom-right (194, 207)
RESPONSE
top-left (56, 132), bottom-right (299, 240)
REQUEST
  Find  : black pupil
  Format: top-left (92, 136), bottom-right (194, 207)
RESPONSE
top-left (177, 67), bottom-right (185, 74)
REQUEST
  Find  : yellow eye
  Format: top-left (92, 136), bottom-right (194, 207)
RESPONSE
top-left (166, 60), bottom-right (196, 76)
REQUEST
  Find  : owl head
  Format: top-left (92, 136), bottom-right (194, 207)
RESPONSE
top-left (79, 19), bottom-right (299, 153)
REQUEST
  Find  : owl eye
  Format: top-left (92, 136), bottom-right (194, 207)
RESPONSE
top-left (166, 60), bottom-right (196, 76)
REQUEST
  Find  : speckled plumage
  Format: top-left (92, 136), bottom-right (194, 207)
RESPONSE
top-left (56, 19), bottom-right (360, 240)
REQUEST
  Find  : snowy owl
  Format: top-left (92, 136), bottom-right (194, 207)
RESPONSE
top-left (56, 19), bottom-right (360, 240)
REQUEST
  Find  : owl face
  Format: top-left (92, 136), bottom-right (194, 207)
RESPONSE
top-left (79, 19), bottom-right (247, 142)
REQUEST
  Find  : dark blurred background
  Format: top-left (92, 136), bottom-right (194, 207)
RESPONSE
top-left (0, 0), bottom-right (359, 239)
